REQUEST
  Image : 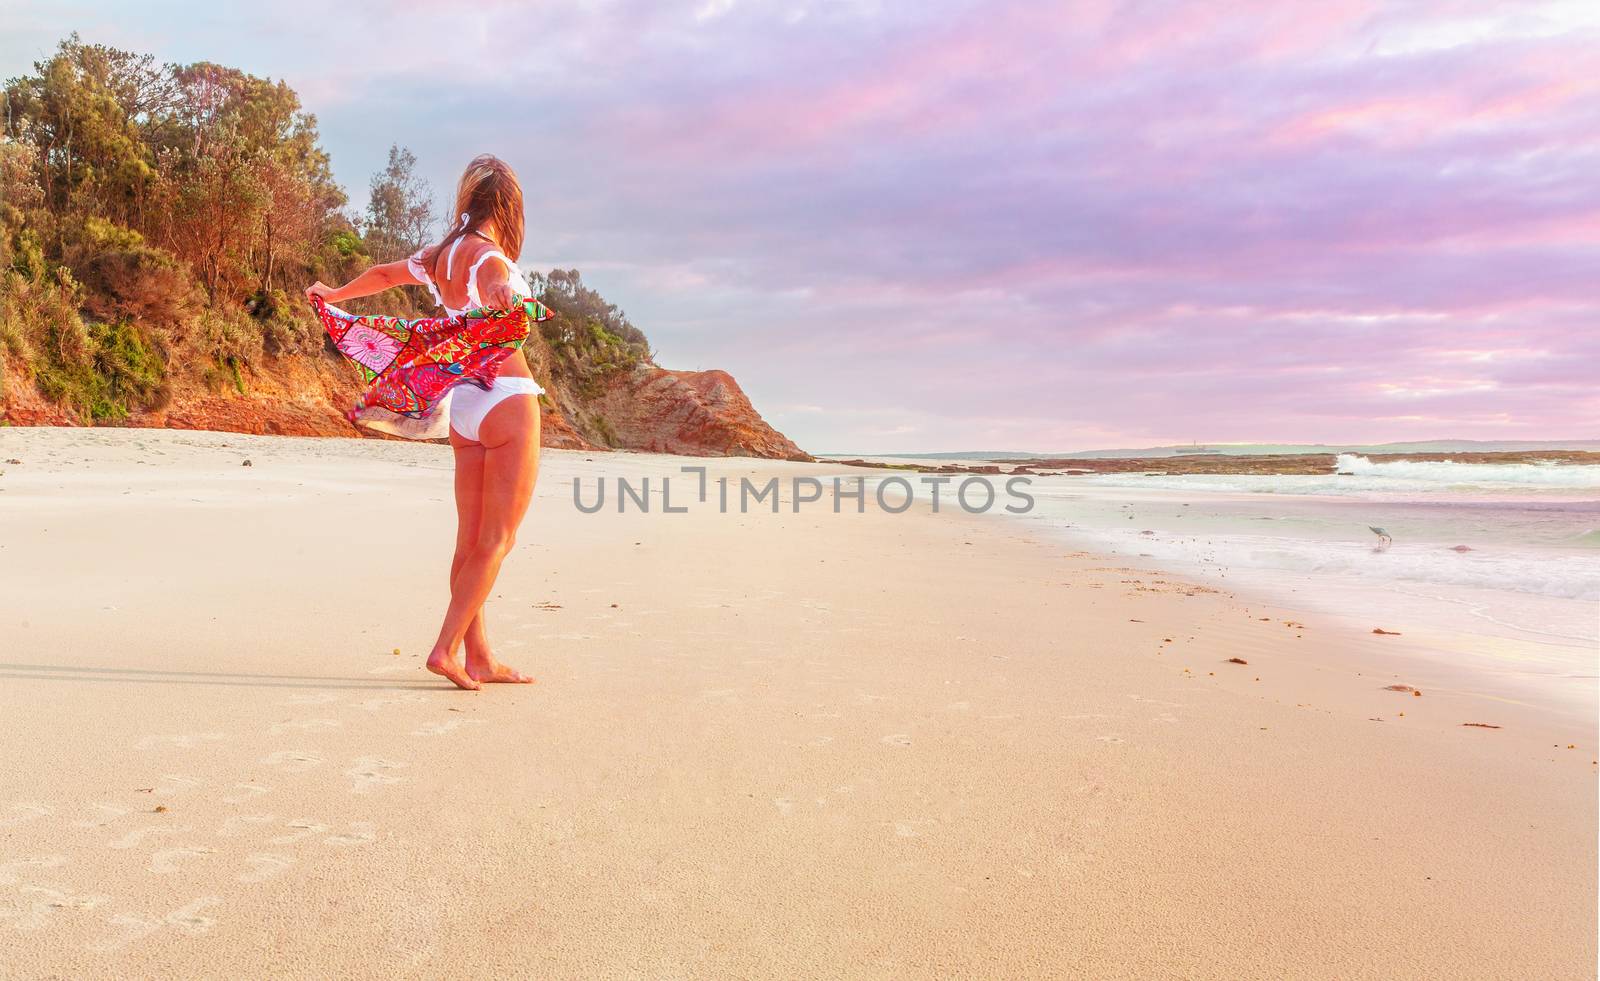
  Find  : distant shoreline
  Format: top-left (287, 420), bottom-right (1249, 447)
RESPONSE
top-left (820, 449), bottom-right (1600, 477)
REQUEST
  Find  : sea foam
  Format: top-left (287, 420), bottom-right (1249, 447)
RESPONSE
top-left (1332, 453), bottom-right (1600, 490)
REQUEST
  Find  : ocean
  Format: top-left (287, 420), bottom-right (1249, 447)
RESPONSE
top-left (1005, 453), bottom-right (1599, 709)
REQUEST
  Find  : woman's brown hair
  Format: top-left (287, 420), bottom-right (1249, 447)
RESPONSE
top-left (420, 154), bottom-right (525, 282)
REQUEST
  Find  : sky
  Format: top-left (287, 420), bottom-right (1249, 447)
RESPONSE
top-left (3, 0), bottom-right (1597, 452)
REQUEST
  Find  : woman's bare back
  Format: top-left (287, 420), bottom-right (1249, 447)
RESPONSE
top-left (419, 236), bottom-right (534, 379)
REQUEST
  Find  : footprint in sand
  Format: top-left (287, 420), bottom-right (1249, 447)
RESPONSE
top-left (221, 783), bottom-right (272, 805)
top-left (92, 913), bottom-right (163, 952)
top-left (1127, 694), bottom-right (1184, 708)
top-left (260, 751), bottom-right (323, 773)
top-left (269, 719), bottom-right (341, 735)
top-left (237, 852), bottom-right (296, 884)
top-left (880, 734), bottom-right (912, 747)
top-left (153, 774), bottom-right (204, 798)
top-left (164, 896), bottom-right (221, 935)
top-left (1095, 734), bottom-right (1126, 744)
top-left (366, 663), bottom-right (417, 675)
top-left (148, 846), bottom-right (216, 874)
top-left (0, 802), bottom-right (53, 829)
top-left (108, 827), bottom-right (175, 851)
top-left (269, 820), bottom-right (330, 845)
top-left (345, 758), bottom-right (407, 795)
top-left (279, 692), bottom-right (341, 706)
top-left (0, 855), bottom-right (67, 886)
top-left (1054, 831), bottom-right (1108, 870)
top-left (217, 814), bottom-right (277, 838)
top-left (411, 719), bottom-right (475, 737)
top-left (71, 803), bottom-right (130, 829)
top-left (6, 885), bottom-right (110, 931)
top-left (355, 693), bottom-right (427, 712)
top-left (773, 798), bottom-right (796, 815)
top-left (324, 822), bottom-right (376, 847)
top-left (87, 897), bottom-right (222, 948)
top-left (136, 733), bottom-right (227, 751)
top-left (887, 818), bottom-right (938, 838)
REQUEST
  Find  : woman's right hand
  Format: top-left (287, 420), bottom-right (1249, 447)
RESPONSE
top-left (306, 281), bottom-right (336, 304)
top-left (483, 280), bottom-right (517, 310)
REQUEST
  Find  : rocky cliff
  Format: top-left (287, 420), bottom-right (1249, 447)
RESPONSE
top-left (586, 367), bottom-right (810, 460)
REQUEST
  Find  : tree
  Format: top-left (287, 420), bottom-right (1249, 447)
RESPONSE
top-left (531, 268), bottom-right (651, 352)
top-left (144, 61), bottom-right (344, 300)
top-left (364, 144), bottom-right (433, 263)
top-left (2, 35), bottom-right (165, 240)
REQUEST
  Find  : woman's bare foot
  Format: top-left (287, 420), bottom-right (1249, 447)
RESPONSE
top-left (465, 651), bottom-right (535, 684)
top-left (426, 648), bottom-right (481, 691)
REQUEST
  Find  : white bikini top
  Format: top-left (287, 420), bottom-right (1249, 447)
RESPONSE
top-left (407, 234), bottom-right (531, 318)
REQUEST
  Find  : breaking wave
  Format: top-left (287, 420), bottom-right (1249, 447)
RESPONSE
top-left (1332, 454), bottom-right (1600, 490)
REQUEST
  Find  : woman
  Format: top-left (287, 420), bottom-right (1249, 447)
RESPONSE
top-left (306, 155), bottom-right (542, 691)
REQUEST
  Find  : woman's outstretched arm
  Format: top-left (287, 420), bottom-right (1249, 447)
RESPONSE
top-left (305, 260), bottom-right (420, 305)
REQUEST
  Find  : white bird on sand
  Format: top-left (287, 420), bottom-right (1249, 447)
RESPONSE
top-left (1368, 526), bottom-right (1392, 546)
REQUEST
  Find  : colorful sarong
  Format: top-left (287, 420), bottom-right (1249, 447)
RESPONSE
top-left (312, 294), bottom-right (552, 440)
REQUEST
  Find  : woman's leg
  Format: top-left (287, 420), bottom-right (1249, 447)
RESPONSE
top-left (427, 439), bottom-right (495, 689)
top-left (450, 438), bottom-right (498, 662)
top-left (426, 399), bottom-right (540, 689)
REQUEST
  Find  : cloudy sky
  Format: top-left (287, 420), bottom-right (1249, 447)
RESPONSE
top-left (5, 1), bottom-right (1597, 451)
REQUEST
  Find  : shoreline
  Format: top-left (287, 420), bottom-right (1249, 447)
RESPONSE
top-left (1006, 485), bottom-right (1599, 724)
top-left (1, 428), bottom-right (1594, 977)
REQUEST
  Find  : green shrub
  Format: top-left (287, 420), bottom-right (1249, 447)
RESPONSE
top-left (589, 412), bottom-right (617, 447)
top-left (0, 264), bottom-right (82, 369)
top-left (201, 355), bottom-right (247, 395)
top-left (329, 228), bottom-right (363, 259)
top-left (68, 217), bottom-right (196, 326)
top-left (31, 317), bottom-right (168, 422)
top-left (0, 273), bottom-right (35, 362)
top-left (90, 319), bottom-right (169, 411)
top-left (192, 307), bottom-right (264, 368)
top-left (8, 227), bottom-right (49, 282)
top-left (246, 287), bottom-right (314, 356)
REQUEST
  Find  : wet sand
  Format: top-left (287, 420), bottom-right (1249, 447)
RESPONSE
top-left (0, 428), bottom-right (1594, 978)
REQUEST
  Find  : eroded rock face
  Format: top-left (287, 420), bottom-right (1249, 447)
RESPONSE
top-left (2, 353), bottom-right (805, 460)
top-left (539, 405), bottom-right (601, 451)
top-left (145, 398), bottom-right (353, 436)
top-left (586, 367), bottom-right (812, 461)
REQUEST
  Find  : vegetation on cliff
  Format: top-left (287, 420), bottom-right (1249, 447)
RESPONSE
top-left (0, 37), bottom-right (633, 420)
top-left (0, 35), bottom-right (385, 419)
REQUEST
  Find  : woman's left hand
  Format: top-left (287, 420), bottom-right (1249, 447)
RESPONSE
top-left (305, 281), bottom-right (336, 303)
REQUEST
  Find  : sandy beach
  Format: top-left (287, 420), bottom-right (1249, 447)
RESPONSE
top-left (0, 428), bottom-right (1594, 979)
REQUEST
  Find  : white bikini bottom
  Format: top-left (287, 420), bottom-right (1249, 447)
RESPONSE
top-left (449, 376), bottom-right (544, 443)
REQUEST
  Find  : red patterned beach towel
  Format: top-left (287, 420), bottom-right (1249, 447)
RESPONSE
top-left (312, 294), bottom-right (552, 439)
